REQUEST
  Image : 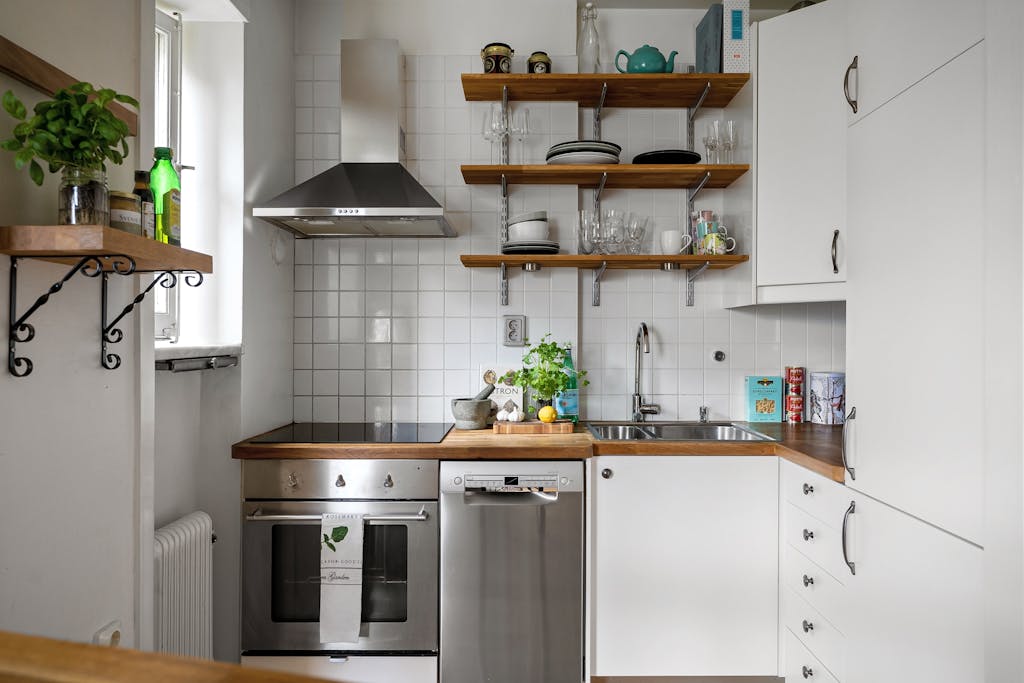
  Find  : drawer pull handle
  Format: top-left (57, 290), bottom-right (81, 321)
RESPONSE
top-left (842, 500), bottom-right (857, 575)
top-left (803, 483), bottom-right (814, 495)
top-left (831, 229), bottom-right (840, 274)
top-left (802, 619), bottom-right (814, 633)
top-left (803, 665), bottom-right (814, 678)
top-left (841, 406), bottom-right (857, 480)
top-left (843, 55), bottom-right (858, 113)
top-left (803, 528), bottom-right (814, 541)
top-left (802, 574), bottom-right (814, 587)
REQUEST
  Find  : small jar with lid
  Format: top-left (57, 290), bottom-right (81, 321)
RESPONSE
top-left (109, 191), bottom-right (142, 235)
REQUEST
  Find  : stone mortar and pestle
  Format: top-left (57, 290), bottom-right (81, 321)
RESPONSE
top-left (451, 384), bottom-right (496, 430)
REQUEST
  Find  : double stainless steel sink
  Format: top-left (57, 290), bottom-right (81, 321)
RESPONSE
top-left (587, 422), bottom-right (774, 442)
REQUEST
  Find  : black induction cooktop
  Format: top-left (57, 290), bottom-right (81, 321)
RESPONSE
top-left (250, 422), bottom-right (454, 444)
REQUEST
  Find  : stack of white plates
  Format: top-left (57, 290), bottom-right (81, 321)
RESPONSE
top-left (546, 139), bottom-right (621, 165)
top-left (501, 240), bottom-right (560, 255)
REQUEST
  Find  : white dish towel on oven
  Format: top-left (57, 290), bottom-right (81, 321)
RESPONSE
top-left (319, 512), bottom-right (364, 644)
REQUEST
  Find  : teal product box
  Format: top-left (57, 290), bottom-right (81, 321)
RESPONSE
top-left (746, 375), bottom-right (783, 422)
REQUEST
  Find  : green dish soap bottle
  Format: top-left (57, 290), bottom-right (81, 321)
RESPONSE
top-left (556, 347), bottom-right (580, 423)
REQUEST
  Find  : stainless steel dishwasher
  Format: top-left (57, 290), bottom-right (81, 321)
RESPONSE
top-left (439, 461), bottom-right (584, 683)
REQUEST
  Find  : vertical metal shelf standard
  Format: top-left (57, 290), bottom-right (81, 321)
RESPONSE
top-left (683, 80), bottom-right (714, 308)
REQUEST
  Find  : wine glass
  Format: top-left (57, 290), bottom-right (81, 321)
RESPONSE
top-left (625, 213), bottom-right (648, 254)
top-left (721, 120), bottom-right (736, 164)
top-left (703, 120), bottom-right (720, 165)
top-left (511, 108), bottom-right (531, 164)
top-left (482, 103), bottom-right (507, 163)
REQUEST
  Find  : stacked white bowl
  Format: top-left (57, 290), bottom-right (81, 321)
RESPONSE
top-left (508, 211), bottom-right (549, 242)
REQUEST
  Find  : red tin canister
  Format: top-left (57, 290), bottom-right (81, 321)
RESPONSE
top-left (785, 395), bottom-right (805, 423)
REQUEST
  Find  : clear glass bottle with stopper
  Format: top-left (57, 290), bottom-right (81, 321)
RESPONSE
top-left (578, 2), bottom-right (601, 74)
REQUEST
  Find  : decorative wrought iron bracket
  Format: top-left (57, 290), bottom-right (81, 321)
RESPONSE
top-left (101, 269), bottom-right (204, 370)
top-left (7, 254), bottom-right (131, 377)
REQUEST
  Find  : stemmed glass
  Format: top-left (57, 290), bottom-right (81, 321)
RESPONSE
top-left (625, 213), bottom-right (648, 254)
top-left (703, 120), bottom-right (721, 165)
top-left (510, 108), bottom-right (531, 164)
top-left (482, 103), bottom-right (508, 163)
top-left (721, 120), bottom-right (736, 164)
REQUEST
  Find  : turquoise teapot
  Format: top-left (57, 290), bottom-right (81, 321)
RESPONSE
top-left (615, 44), bottom-right (678, 73)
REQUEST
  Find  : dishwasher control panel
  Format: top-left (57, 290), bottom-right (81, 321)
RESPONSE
top-left (463, 474), bottom-right (559, 493)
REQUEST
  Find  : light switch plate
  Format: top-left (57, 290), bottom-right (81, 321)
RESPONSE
top-left (503, 315), bottom-right (526, 346)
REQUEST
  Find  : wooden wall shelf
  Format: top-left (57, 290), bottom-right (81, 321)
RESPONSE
top-left (0, 225), bottom-right (213, 273)
top-left (460, 164), bottom-right (748, 189)
top-left (461, 73), bottom-right (750, 108)
top-left (460, 254), bottom-right (748, 270)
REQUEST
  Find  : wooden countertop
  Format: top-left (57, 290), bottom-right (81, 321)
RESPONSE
top-left (0, 630), bottom-right (334, 683)
top-left (233, 422), bottom-right (846, 482)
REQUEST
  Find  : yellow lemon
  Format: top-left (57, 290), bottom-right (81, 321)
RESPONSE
top-left (538, 405), bottom-right (557, 423)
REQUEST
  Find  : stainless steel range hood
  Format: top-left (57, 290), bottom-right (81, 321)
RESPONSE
top-left (254, 39), bottom-right (454, 237)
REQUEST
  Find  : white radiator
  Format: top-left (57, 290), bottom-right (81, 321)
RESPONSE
top-left (154, 511), bottom-right (214, 658)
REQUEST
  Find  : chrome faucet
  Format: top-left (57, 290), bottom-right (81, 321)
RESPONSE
top-left (632, 322), bottom-right (660, 422)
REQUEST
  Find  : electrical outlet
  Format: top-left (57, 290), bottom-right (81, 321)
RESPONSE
top-left (503, 315), bottom-right (526, 346)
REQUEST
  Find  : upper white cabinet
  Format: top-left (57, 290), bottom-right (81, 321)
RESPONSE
top-left (589, 456), bottom-right (778, 678)
top-left (844, 0), bottom-right (983, 123)
top-left (753, 0), bottom-right (847, 304)
top-left (845, 43), bottom-right (985, 544)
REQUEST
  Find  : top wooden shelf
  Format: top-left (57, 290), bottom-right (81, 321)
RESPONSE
top-left (0, 225), bottom-right (213, 273)
top-left (461, 73), bottom-right (750, 108)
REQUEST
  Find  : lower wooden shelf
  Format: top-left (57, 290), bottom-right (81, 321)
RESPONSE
top-left (460, 164), bottom-right (748, 189)
top-left (0, 224), bottom-right (213, 273)
top-left (460, 254), bottom-right (748, 269)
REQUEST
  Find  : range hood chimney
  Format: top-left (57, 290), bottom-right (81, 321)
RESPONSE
top-left (253, 39), bottom-right (454, 237)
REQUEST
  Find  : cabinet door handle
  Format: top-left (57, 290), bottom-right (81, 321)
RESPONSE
top-left (601, 468), bottom-right (613, 479)
top-left (802, 619), bottom-right (814, 633)
top-left (803, 665), bottom-right (814, 678)
top-left (842, 500), bottom-right (856, 575)
top-left (831, 229), bottom-right (840, 274)
top-left (843, 55), bottom-right (859, 113)
top-left (803, 529), bottom-right (814, 541)
top-left (803, 483), bottom-right (814, 495)
top-left (841, 406), bottom-right (857, 480)
top-left (803, 574), bottom-right (815, 587)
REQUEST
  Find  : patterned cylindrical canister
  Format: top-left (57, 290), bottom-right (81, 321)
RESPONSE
top-left (808, 371), bottom-right (846, 424)
top-left (784, 366), bottom-right (805, 422)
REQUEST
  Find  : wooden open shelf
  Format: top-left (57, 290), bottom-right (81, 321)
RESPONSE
top-left (0, 225), bottom-right (213, 273)
top-left (461, 73), bottom-right (749, 109)
top-left (460, 254), bottom-right (748, 270)
top-left (461, 164), bottom-right (748, 189)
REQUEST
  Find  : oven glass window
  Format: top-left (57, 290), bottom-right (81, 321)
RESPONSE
top-left (271, 524), bottom-right (409, 623)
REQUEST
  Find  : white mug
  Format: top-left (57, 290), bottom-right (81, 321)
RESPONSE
top-left (660, 230), bottom-right (693, 254)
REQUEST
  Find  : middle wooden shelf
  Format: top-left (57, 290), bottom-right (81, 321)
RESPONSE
top-left (460, 163), bottom-right (748, 189)
top-left (460, 254), bottom-right (748, 269)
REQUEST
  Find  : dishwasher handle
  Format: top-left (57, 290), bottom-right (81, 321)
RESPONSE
top-left (461, 491), bottom-right (558, 506)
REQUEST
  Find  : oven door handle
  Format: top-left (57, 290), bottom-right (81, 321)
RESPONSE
top-left (246, 506), bottom-right (430, 523)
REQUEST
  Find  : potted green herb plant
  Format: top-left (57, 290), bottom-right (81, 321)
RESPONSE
top-left (505, 334), bottom-right (588, 415)
top-left (2, 82), bottom-right (138, 226)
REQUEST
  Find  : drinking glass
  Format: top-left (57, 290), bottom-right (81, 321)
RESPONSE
top-left (721, 120), bottom-right (736, 164)
top-left (703, 120), bottom-right (720, 165)
top-left (482, 103), bottom-right (507, 163)
top-left (577, 209), bottom-right (598, 255)
top-left (625, 213), bottom-right (648, 254)
top-left (511, 108), bottom-right (531, 164)
top-left (601, 208), bottom-right (626, 254)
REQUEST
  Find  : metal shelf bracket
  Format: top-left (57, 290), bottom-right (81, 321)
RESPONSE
top-left (686, 81), bottom-right (712, 150)
top-left (101, 269), bottom-right (204, 370)
top-left (685, 261), bottom-right (711, 307)
top-left (593, 171), bottom-right (608, 216)
top-left (593, 82), bottom-right (608, 140)
top-left (592, 260), bottom-right (608, 306)
top-left (7, 254), bottom-right (127, 377)
top-left (500, 85), bottom-right (510, 165)
top-left (500, 173), bottom-right (509, 244)
top-left (687, 171), bottom-right (712, 210)
top-left (499, 262), bottom-right (509, 306)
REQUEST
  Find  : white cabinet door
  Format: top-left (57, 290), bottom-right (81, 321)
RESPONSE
top-left (845, 0), bottom-right (983, 124)
top-left (845, 44), bottom-right (984, 543)
top-left (844, 492), bottom-right (983, 683)
top-left (589, 456), bottom-right (778, 677)
top-left (755, 0), bottom-right (847, 297)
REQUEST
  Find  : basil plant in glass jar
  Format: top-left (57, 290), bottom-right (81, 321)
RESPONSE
top-left (505, 334), bottom-right (588, 414)
top-left (2, 82), bottom-right (138, 226)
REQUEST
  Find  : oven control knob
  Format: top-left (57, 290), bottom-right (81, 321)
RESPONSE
top-left (453, 476), bottom-right (463, 485)
top-left (383, 473), bottom-right (395, 488)
top-left (286, 472), bottom-right (299, 489)
top-left (335, 474), bottom-right (346, 488)
top-left (560, 477), bottom-right (569, 485)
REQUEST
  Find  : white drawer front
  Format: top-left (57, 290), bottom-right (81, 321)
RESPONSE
top-left (785, 628), bottom-right (840, 683)
top-left (783, 544), bottom-right (848, 632)
top-left (781, 460), bottom-right (849, 529)
top-left (784, 588), bottom-right (845, 681)
top-left (241, 655), bottom-right (437, 683)
top-left (784, 502), bottom-right (852, 584)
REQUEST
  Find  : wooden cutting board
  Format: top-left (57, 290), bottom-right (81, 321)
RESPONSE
top-left (492, 421), bottom-right (575, 434)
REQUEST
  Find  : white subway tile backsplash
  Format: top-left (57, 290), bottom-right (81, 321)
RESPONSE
top-left (312, 81), bottom-right (340, 108)
top-left (313, 54), bottom-right (339, 82)
top-left (338, 343), bottom-right (364, 369)
top-left (365, 344), bottom-right (392, 370)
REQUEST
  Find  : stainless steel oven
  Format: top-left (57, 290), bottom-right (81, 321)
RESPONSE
top-left (241, 459), bottom-right (438, 655)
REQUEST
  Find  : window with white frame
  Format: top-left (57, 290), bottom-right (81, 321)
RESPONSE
top-left (153, 9), bottom-right (181, 340)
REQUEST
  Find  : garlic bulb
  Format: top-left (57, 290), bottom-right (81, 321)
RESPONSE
top-left (496, 409), bottom-right (509, 422)
top-left (508, 408), bottom-right (524, 422)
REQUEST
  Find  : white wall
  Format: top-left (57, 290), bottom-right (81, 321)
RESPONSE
top-left (0, 0), bottom-right (143, 646)
top-left (290, 3), bottom-right (844, 422)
